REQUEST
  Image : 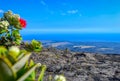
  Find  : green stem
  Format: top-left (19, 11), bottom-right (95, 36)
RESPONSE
top-left (10, 26), bottom-right (13, 43)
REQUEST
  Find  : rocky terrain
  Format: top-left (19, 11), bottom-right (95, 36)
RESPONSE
top-left (31, 47), bottom-right (120, 81)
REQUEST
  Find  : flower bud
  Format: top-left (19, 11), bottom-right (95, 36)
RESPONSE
top-left (54, 75), bottom-right (66, 81)
top-left (14, 14), bottom-right (20, 19)
top-left (3, 21), bottom-right (9, 27)
top-left (9, 46), bottom-right (20, 58)
top-left (0, 21), bottom-right (9, 27)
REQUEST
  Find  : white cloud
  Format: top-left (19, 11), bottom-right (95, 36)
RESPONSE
top-left (0, 9), bottom-right (4, 13)
top-left (60, 9), bottom-right (80, 16)
top-left (40, 0), bottom-right (47, 6)
top-left (67, 10), bottom-right (78, 14)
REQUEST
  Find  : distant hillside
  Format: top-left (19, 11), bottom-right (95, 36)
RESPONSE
top-left (42, 41), bottom-right (120, 54)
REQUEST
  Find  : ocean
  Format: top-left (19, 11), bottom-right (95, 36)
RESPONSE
top-left (21, 33), bottom-right (120, 54)
top-left (22, 33), bottom-right (120, 42)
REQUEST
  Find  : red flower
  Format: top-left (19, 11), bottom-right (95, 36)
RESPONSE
top-left (19, 18), bottom-right (26, 28)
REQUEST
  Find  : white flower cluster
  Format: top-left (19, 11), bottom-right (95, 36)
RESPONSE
top-left (3, 10), bottom-right (22, 29)
top-left (14, 14), bottom-right (20, 19)
top-left (0, 21), bottom-right (9, 28)
top-left (4, 10), bottom-right (20, 20)
top-left (54, 75), bottom-right (66, 81)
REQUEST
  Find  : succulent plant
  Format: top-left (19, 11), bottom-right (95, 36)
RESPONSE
top-left (24, 39), bottom-right (42, 52)
top-left (0, 10), bottom-right (26, 47)
top-left (0, 46), bottom-right (46, 81)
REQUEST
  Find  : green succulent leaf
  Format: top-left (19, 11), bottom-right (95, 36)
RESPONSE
top-left (7, 54), bottom-right (16, 64)
top-left (24, 59), bottom-right (36, 81)
top-left (38, 65), bottom-right (47, 81)
top-left (17, 53), bottom-right (25, 61)
top-left (17, 63), bottom-right (41, 81)
top-left (12, 53), bottom-right (31, 73)
top-left (11, 29), bottom-right (22, 45)
top-left (28, 60), bottom-right (36, 80)
top-left (0, 29), bottom-right (6, 34)
top-left (6, 33), bottom-right (11, 37)
top-left (31, 40), bottom-right (42, 52)
top-left (0, 46), bottom-right (8, 56)
top-left (0, 57), bottom-right (15, 81)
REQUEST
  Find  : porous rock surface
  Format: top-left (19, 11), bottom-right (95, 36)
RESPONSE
top-left (31, 47), bottom-right (120, 81)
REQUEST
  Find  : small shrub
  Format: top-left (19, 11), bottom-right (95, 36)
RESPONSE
top-left (0, 10), bottom-right (66, 81)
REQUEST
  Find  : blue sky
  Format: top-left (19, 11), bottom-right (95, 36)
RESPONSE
top-left (0, 0), bottom-right (120, 41)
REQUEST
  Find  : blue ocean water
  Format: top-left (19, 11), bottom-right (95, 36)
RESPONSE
top-left (21, 33), bottom-right (120, 54)
top-left (22, 33), bottom-right (120, 42)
